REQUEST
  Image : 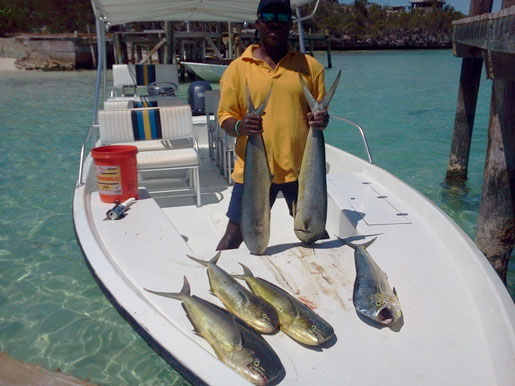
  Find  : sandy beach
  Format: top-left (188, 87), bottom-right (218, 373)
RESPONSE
top-left (0, 58), bottom-right (21, 71)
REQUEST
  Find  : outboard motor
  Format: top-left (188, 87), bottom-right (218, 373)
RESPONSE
top-left (188, 81), bottom-right (212, 116)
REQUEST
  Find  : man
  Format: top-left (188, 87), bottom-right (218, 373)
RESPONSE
top-left (216, 0), bottom-right (329, 250)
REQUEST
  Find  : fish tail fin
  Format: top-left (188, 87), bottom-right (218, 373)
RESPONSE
top-left (232, 263), bottom-right (254, 280)
top-left (361, 237), bottom-right (377, 249)
top-left (299, 72), bottom-right (318, 112)
top-left (342, 236), bottom-right (377, 250)
top-left (144, 276), bottom-right (190, 300)
top-left (256, 86), bottom-right (273, 116)
top-left (320, 70), bottom-right (342, 110)
top-left (186, 253), bottom-right (210, 267)
top-left (245, 80), bottom-right (256, 112)
top-left (210, 251), bottom-right (222, 265)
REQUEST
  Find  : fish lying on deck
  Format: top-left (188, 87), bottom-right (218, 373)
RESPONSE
top-left (187, 252), bottom-right (279, 334)
top-left (346, 237), bottom-right (403, 327)
top-left (145, 277), bottom-right (284, 385)
top-left (234, 264), bottom-right (335, 346)
top-left (294, 71), bottom-right (341, 244)
top-left (241, 84), bottom-right (273, 255)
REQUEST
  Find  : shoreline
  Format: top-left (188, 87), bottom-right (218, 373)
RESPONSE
top-left (0, 58), bottom-right (21, 71)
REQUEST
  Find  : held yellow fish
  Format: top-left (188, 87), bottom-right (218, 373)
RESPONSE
top-left (233, 264), bottom-right (335, 346)
top-left (294, 71), bottom-right (341, 244)
top-left (240, 84), bottom-right (273, 255)
top-left (187, 252), bottom-right (279, 334)
top-left (145, 277), bottom-right (284, 385)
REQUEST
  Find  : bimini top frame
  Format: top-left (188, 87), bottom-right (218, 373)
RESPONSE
top-left (77, 0), bottom-right (321, 186)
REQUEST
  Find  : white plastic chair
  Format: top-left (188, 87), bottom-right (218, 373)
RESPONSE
top-left (204, 90), bottom-right (220, 160)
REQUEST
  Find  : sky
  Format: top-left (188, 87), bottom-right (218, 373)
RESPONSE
top-left (350, 0), bottom-right (504, 15)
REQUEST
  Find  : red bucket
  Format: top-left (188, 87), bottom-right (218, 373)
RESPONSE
top-left (91, 145), bottom-right (139, 203)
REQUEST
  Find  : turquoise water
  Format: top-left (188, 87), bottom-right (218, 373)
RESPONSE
top-left (0, 50), bottom-right (512, 385)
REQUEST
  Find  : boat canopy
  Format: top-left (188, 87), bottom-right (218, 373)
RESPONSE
top-left (91, 0), bottom-right (316, 25)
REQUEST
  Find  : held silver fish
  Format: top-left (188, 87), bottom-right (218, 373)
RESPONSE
top-left (145, 277), bottom-right (284, 385)
top-left (186, 252), bottom-right (279, 334)
top-left (347, 237), bottom-right (403, 327)
top-left (294, 71), bottom-right (341, 244)
top-left (241, 84), bottom-right (273, 255)
top-left (233, 264), bottom-right (335, 347)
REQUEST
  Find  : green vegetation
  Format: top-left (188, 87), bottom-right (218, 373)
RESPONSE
top-left (301, 0), bottom-right (463, 40)
top-left (1, 0), bottom-right (463, 41)
top-left (0, 0), bottom-right (94, 35)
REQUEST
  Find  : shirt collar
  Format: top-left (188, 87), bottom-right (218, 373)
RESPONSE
top-left (241, 44), bottom-right (297, 62)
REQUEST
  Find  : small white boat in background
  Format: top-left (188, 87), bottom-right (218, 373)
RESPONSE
top-left (182, 61), bottom-right (228, 82)
top-left (74, 1), bottom-right (515, 385)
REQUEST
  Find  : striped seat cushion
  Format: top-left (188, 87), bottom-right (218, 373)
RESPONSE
top-left (135, 64), bottom-right (156, 86)
top-left (132, 100), bottom-right (158, 108)
top-left (131, 109), bottom-right (162, 140)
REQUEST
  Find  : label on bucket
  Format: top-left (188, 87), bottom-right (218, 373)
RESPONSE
top-left (95, 165), bottom-right (122, 195)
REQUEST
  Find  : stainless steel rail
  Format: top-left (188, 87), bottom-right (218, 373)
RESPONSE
top-left (331, 115), bottom-right (374, 164)
top-left (76, 124), bottom-right (98, 187)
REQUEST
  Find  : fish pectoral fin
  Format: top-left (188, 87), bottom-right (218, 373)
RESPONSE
top-left (320, 229), bottom-right (330, 240)
top-left (393, 287), bottom-right (398, 297)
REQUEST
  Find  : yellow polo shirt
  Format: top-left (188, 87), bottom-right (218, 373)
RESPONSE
top-left (218, 44), bottom-right (326, 184)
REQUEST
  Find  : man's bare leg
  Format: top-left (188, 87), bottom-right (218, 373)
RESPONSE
top-left (216, 221), bottom-right (243, 250)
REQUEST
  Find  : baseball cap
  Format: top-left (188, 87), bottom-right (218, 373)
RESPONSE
top-left (257, 0), bottom-right (293, 16)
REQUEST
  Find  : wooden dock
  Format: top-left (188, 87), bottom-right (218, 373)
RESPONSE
top-left (453, 5), bottom-right (515, 80)
top-left (446, 4), bottom-right (514, 282)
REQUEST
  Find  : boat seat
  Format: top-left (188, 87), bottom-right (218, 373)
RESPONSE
top-left (204, 90), bottom-right (235, 184)
top-left (204, 90), bottom-right (221, 160)
top-left (98, 105), bottom-right (201, 206)
top-left (112, 64), bottom-right (179, 97)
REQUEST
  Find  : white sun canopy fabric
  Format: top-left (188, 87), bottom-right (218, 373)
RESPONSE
top-left (91, 0), bottom-right (316, 25)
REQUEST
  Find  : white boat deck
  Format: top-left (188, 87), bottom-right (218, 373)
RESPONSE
top-left (75, 117), bottom-right (515, 385)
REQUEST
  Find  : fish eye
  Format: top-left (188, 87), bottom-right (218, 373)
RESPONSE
top-left (376, 301), bottom-right (384, 306)
top-left (253, 359), bottom-right (261, 367)
top-left (261, 313), bottom-right (268, 319)
top-left (310, 325), bottom-right (317, 330)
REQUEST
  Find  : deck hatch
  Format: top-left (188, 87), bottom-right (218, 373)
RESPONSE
top-left (327, 174), bottom-right (411, 226)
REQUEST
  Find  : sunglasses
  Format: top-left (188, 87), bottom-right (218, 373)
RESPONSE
top-left (260, 12), bottom-right (291, 23)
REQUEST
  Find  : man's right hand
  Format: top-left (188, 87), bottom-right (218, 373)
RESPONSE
top-left (238, 113), bottom-right (264, 136)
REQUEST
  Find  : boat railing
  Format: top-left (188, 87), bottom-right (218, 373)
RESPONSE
top-left (331, 115), bottom-right (374, 164)
top-left (76, 123), bottom-right (99, 187)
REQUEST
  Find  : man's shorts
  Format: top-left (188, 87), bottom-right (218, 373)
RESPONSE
top-left (226, 181), bottom-right (299, 225)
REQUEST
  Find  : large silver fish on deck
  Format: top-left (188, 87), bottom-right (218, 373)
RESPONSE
top-left (145, 277), bottom-right (284, 385)
top-left (234, 264), bottom-right (335, 346)
top-left (187, 252), bottom-right (279, 334)
top-left (294, 71), bottom-right (341, 244)
top-left (241, 85), bottom-right (273, 255)
top-left (347, 237), bottom-right (403, 327)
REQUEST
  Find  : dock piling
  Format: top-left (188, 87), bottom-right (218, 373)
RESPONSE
top-left (475, 79), bottom-right (515, 282)
top-left (445, 0), bottom-right (493, 184)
